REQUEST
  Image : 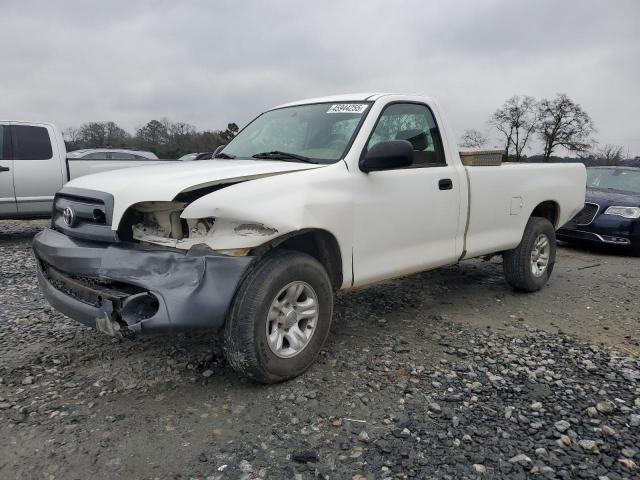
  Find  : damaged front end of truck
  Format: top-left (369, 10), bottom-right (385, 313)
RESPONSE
top-left (32, 190), bottom-right (260, 336)
top-left (31, 166), bottom-right (310, 336)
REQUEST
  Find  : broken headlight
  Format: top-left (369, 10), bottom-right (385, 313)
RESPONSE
top-left (126, 202), bottom-right (278, 253)
top-left (129, 201), bottom-right (215, 248)
top-left (131, 201), bottom-right (187, 240)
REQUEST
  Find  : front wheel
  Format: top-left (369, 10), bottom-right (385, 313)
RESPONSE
top-left (223, 249), bottom-right (333, 384)
top-left (503, 217), bottom-right (557, 292)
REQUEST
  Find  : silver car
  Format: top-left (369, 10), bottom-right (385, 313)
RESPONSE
top-left (67, 148), bottom-right (159, 160)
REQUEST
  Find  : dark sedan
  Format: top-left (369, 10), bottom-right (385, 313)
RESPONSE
top-left (558, 166), bottom-right (640, 255)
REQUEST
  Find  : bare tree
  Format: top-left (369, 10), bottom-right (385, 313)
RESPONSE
top-left (489, 95), bottom-right (538, 161)
top-left (597, 144), bottom-right (625, 165)
top-left (135, 120), bottom-right (169, 151)
top-left (538, 93), bottom-right (595, 161)
top-left (70, 121), bottom-right (130, 149)
top-left (76, 122), bottom-right (108, 147)
top-left (62, 126), bottom-right (79, 145)
top-left (460, 129), bottom-right (487, 148)
top-left (103, 121), bottom-right (129, 147)
top-left (165, 121), bottom-right (197, 157)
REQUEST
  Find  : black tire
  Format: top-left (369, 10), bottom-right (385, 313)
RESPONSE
top-left (503, 217), bottom-right (557, 292)
top-left (223, 249), bottom-right (333, 384)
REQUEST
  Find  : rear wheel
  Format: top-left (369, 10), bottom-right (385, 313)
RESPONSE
top-left (503, 217), bottom-right (557, 292)
top-left (223, 249), bottom-right (333, 384)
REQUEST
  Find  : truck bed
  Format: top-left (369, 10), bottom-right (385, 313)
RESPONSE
top-left (462, 162), bottom-right (586, 259)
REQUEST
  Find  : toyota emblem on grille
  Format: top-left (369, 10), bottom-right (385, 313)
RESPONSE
top-left (62, 206), bottom-right (76, 227)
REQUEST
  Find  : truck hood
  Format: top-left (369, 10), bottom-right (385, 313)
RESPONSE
top-left (65, 159), bottom-right (324, 227)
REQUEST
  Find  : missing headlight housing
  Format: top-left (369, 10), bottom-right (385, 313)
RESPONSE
top-left (130, 201), bottom-right (189, 241)
top-left (120, 201), bottom-right (215, 248)
top-left (118, 201), bottom-right (273, 252)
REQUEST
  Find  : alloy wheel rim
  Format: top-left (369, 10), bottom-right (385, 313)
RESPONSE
top-left (530, 233), bottom-right (550, 277)
top-left (266, 281), bottom-right (319, 358)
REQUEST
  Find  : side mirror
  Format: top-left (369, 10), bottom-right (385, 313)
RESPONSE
top-left (359, 140), bottom-right (413, 173)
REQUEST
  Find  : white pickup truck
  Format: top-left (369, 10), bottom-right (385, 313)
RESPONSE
top-left (32, 94), bottom-right (586, 383)
top-left (0, 121), bottom-right (175, 219)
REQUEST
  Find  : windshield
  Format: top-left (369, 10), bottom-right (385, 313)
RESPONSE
top-left (221, 102), bottom-right (371, 163)
top-left (179, 153), bottom-right (198, 161)
top-left (587, 168), bottom-right (640, 194)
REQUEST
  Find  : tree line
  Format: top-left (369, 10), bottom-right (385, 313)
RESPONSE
top-left (460, 93), bottom-right (631, 165)
top-left (63, 119), bottom-right (239, 159)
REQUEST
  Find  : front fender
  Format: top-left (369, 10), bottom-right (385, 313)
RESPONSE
top-left (180, 162), bottom-right (354, 286)
top-left (181, 164), bottom-right (350, 244)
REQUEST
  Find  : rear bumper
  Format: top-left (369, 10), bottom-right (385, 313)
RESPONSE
top-left (32, 228), bottom-right (253, 335)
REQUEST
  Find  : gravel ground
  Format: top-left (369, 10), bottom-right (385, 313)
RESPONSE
top-left (1, 220), bottom-right (639, 480)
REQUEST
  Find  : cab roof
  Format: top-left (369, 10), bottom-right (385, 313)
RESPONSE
top-left (273, 93), bottom-right (400, 109)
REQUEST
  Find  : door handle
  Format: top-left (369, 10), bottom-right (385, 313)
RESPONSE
top-left (438, 178), bottom-right (453, 190)
top-left (0, 166), bottom-right (10, 172)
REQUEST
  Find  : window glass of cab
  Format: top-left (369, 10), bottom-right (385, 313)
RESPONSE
top-left (367, 103), bottom-right (446, 167)
top-left (0, 125), bottom-right (4, 159)
top-left (12, 125), bottom-right (53, 160)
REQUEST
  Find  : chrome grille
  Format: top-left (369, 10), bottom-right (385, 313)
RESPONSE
top-left (54, 195), bottom-right (108, 226)
top-left (51, 188), bottom-right (117, 242)
top-left (569, 202), bottom-right (599, 226)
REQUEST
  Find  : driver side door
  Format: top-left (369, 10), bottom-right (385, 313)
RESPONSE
top-left (351, 102), bottom-right (462, 286)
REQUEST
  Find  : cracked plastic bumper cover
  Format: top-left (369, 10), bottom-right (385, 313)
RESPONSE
top-left (32, 228), bottom-right (254, 335)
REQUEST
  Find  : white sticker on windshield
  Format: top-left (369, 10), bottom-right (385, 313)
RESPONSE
top-left (327, 104), bottom-right (368, 114)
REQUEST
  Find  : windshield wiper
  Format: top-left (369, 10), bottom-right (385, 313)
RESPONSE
top-left (252, 151), bottom-right (318, 164)
top-left (214, 152), bottom-right (236, 159)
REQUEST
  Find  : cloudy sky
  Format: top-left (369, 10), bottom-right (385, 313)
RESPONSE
top-left (1, 0), bottom-right (638, 155)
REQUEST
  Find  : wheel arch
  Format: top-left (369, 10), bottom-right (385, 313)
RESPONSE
top-left (530, 200), bottom-right (560, 229)
top-left (251, 228), bottom-right (344, 290)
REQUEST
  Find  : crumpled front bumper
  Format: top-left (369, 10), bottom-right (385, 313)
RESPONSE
top-left (32, 228), bottom-right (254, 335)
